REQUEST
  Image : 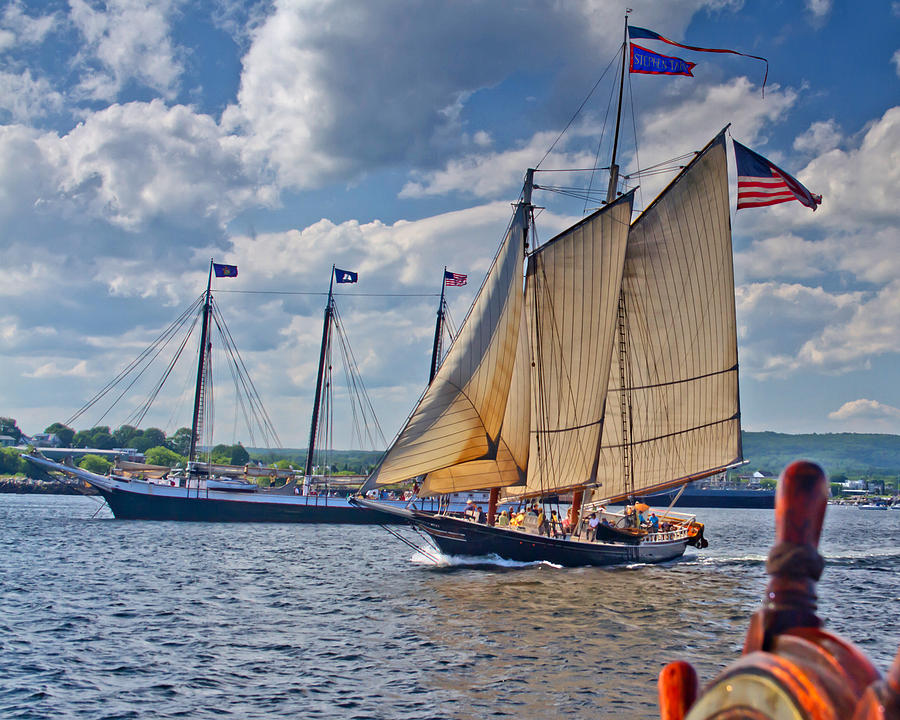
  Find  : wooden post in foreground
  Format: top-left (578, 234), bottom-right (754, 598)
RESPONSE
top-left (657, 460), bottom-right (899, 720)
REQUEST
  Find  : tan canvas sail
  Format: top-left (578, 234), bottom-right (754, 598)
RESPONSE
top-left (517, 191), bottom-right (633, 497)
top-left (420, 308), bottom-right (530, 495)
top-left (594, 132), bottom-right (742, 503)
top-left (368, 205), bottom-right (529, 490)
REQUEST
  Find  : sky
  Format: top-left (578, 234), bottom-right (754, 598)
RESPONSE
top-left (1, 0), bottom-right (899, 451)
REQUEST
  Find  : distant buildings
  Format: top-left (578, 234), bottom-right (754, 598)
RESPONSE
top-left (0, 435), bottom-right (16, 447)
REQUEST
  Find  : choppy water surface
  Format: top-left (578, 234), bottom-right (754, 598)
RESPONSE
top-left (1, 495), bottom-right (897, 719)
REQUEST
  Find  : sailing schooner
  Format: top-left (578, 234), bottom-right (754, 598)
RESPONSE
top-left (354, 20), bottom-right (745, 566)
top-left (26, 263), bottom-right (422, 523)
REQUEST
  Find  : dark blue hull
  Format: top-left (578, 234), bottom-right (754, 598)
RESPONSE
top-left (95, 486), bottom-right (411, 524)
top-left (641, 488), bottom-right (775, 509)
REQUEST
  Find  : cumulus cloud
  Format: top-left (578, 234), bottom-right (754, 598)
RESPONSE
top-left (793, 119), bottom-right (842, 154)
top-left (222, 0), bottom-right (713, 190)
top-left (0, 70), bottom-right (64, 122)
top-left (69, 0), bottom-right (184, 100)
top-left (24, 360), bottom-right (90, 379)
top-left (0, 1), bottom-right (56, 50)
top-left (828, 398), bottom-right (900, 421)
top-left (735, 282), bottom-right (864, 378)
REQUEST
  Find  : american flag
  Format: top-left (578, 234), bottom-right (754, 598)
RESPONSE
top-left (734, 140), bottom-right (822, 211)
top-left (444, 270), bottom-right (467, 286)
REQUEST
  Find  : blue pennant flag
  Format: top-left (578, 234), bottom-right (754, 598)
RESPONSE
top-left (630, 43), bottom-right (695, 76)
top-left (213, 263), bottom-right (238, 278)
top-left (334, 268), bottom-right (358, 284)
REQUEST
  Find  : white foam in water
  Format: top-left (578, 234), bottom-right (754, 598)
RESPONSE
top-left (409, 546), bottom-right (561, 569)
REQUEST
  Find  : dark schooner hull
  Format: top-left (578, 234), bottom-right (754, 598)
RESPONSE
top-left (352, 498), bottom-right (692, 566)
top-left (25, 454), bottom-right (411, 524)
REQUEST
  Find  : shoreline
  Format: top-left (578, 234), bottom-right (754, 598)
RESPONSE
top-left (0, 477), bottom-right (97, 495)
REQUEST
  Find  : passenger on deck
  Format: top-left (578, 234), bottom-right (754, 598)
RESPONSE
top-left (537, 508), bottom-right (549, 536)
top-left (497, 510), bottom-right (510, 527)
top-left (649, 512), bottom-right (659, 532)
top-left (464, 499), bottom-right (475, 519)
top-left (587, 512), bottom-right (600, 541)
top-left (514, 510), bottom-right (526, 527)
top-left (550, 510), bottom-right (561, 538)
top-left (476, 505), bottom-right (487, 523)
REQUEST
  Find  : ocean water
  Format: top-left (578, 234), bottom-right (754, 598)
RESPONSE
top-left (1, 494), bottom-right (897, 720)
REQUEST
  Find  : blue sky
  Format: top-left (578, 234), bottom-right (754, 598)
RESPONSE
top-left (1, 0), bottom-right (899, 449)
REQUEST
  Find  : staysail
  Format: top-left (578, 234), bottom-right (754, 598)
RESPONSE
top-left (593, 131), bottom-right (742, 503)
top-left (367, 205), bottom-right (529, 493)
top-left (518, 191), bottom-right (633, 497)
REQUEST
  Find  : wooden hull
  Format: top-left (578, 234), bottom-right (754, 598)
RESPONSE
top-left (353, 499), bottom-right (690, 567)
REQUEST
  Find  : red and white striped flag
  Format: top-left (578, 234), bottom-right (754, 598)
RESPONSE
top-left (734, 140), bottom-right (822, 211)
top-left (444, 270), bottom-right (467, 286)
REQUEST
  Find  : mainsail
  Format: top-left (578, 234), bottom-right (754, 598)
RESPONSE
top-left (519, 192), bottom-right (633, 497)
top-left (593, 131), bottom-right (742, 503)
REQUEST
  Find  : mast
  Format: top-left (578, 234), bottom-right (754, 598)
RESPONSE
top-left (609, 13), bottom-right (635, 501)
top-left (428, 267), bottom-right (447, 384)
top-left (606, 13), bottom-right (629, 204)
top-left (188, 259), bottom-right (214, 466)
top-left (306, 266), bottom-right (335, 477)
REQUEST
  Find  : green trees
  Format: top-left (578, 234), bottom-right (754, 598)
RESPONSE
top-left (78, 454), bottom-right (111, 474)
top-left (44, 423), bottom-right (75, 447)
top-left (168, 427), bottom-right (192, 456)
top-left (0, 417), bottom-right (23, 443)
top-left (0, 447), bottom-right (26, 474)
top-left (144, 446), bottom-right (185, 467)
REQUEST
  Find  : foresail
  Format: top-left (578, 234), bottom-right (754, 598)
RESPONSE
top-left (517, 192), bottom-right (633, 497)
top-left (594, 132), bottom-right (741, 502)
top-left (369, 206), bottom-right (528, 490)
top-left (421, 309), bottom-right (530, 495)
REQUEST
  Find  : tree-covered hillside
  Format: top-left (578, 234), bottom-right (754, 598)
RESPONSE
top-left (741, 432), bottom-right (900, 479)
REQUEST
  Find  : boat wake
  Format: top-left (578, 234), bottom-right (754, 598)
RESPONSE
top-left (410, 547), bottom-right (561, 570)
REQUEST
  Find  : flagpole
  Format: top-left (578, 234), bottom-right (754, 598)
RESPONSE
top-left (188, 259), bottom-right (214, 469)
top-left (306, 265), bottom-right (335, 479)
top-left (429, 268), bottom-right (447, 384)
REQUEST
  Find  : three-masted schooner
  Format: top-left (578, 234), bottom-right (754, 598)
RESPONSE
top-left (354, 23), bottom-right (744, 565)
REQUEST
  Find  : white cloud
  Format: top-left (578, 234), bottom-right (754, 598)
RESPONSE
top-left (793, 119), bottom-right (842, 154)
top-left (828, 398), bottom-right (900, 421)
top-left (42, 100), bottom-right (272, 232)
top-left (69, 0), bottom-right (183, 100)
top-left (735, 282), bottom-right (864, 378)
top-left (24, 360), bottom-right (90, 379)
top-left (806, 0), bottom-right (832, 18)
top-left (0, 1), bottom-right (56, 50)
top-left (735, 233), bottom-right (830, 282)
top-left (893, 49), bottom-right (900, 77)
top-left (0, 70), bottom-right (64, 122)
top-left (801, 106), bottom-right (900, 230)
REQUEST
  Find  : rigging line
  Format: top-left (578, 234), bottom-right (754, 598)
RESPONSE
top-left (66, 294), bottom-right (204, 426)
top-left (585, 56), bottom-right (620, 215)
top-left (332, 304), bottom-right (387, 448)
top-left (211, 300), bottom-right (282, 447)
top-left (535, 46), bottom-right (621, 170)
top-left (97, 309), bottom-right (202, 428)
top-left (534, 166), bottom-right (612, 173)
top-left (214, 290), bottom-right (441, 298)
top-left (626, 71), bottom-right (643, 212)
top-left (126, 314), bottom-right (198, 428)
top-left (211, 308), bottom-right (259, 448)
